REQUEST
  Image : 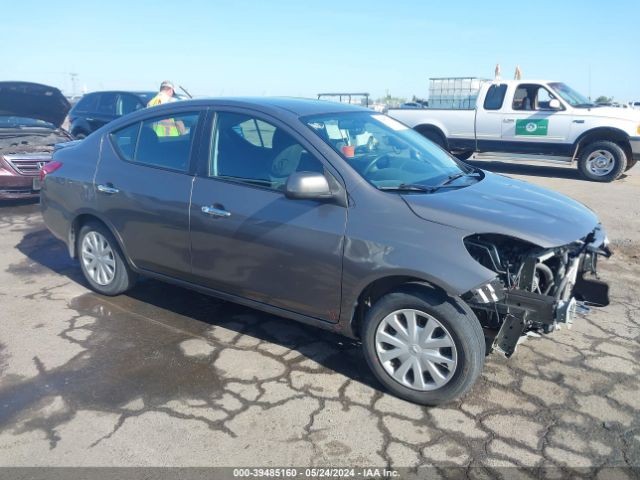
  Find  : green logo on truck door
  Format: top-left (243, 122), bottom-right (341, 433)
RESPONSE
top-left (515, 119), bottom-right (548, 136)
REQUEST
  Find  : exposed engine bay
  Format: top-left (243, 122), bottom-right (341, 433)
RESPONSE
top-left (0, 131), bottom-right (71, 156)
top-left (462, 227), bottom-right (611, 356)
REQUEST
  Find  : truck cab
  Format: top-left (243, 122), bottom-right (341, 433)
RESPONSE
top-left (389, 79), bottom-right (640, 182)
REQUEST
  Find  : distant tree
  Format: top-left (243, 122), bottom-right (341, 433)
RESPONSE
top-left (595, 95), bottom-right (613, 104)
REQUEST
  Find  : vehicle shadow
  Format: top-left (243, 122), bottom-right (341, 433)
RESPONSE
top-left (0, 198), bottom-right (39, 208)
top-left (11, 228), bottom-right (378, 393)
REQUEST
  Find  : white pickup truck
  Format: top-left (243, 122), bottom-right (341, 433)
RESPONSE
top-left (388, 79), bottom-right (640, 182)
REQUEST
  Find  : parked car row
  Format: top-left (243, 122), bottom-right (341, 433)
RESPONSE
top-left (68, 91), bottom-right (156, 138)
top-left (0, 82), bottom-right (74, 199)
top-left (0, 82), bottom-right (191, 199)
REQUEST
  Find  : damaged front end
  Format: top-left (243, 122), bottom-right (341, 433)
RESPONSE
top-left (462, 226), bottom-right (611, 357)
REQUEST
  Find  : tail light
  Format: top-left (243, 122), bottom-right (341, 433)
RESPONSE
top-left (39, 161), bottom-right (63, 182)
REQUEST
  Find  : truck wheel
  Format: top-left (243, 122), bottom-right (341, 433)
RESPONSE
top-left (418, 129), bottom-right (446, 149)
top-left (78, 221), bottom-right (137, 295)
top-left (455, 151), bottom-right (474, 160)
top-left (578, 141), bottom-right (627, 182)
top-left (361, 286), bottom-right (485, 406)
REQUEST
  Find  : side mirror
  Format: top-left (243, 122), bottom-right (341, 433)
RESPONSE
top-left (285, 172), bottom-right (333, 200)
top-left (549, 99), bottom-right (562, 110)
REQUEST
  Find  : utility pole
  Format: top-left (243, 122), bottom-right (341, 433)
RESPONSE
top-left (69, 73), bottom-right (79, 97)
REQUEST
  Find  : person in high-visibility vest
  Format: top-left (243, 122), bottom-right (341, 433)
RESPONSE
top-left (147, 80), bottom-right (185, 136)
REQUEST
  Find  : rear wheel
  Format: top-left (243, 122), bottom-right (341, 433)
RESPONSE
top-left (578, 141), bottom-right (627, 182)
top-left (417, 128), bottom-right (446, 149)
top-left (361, 286), bottom-right (485, 405)
top-left (454, 151), bottom-right (474, 160)
top-left (78, 221), bottom-right (136, 295)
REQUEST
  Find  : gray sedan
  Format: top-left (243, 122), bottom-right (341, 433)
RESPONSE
top-left (41, 97), bottom-right (610, 405)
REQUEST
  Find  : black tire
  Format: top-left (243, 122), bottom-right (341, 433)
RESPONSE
top-left (454, 151), bottom-right (474, 161)
top-left (361, 286), bottom-right (485, 406)
top-left (77, 221), bottom-right (136, 295)
top-left (417, 128), bottom-right (446, 149)
top-left (578, 141), bottom-right (627, 182)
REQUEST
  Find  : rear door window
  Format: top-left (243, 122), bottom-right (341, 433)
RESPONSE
top-left (73, 94), bottom-right (98, 113)
top-left (110, 112), bottom-right (200, 172)
top-left (96, 93), bottom-right (118, 116)
top-left (483, 84), bottom-right (507, 110)
top-left (110, 123), bottom-right (140, 161)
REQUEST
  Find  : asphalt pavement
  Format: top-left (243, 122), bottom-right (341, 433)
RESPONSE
top-left (0, 160), bottom-right (638, 476)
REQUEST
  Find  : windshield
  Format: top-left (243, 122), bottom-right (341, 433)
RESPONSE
top-left (304, 112), bottom-right (476, 190)
top-left (0, 116), bottom-right (55, 129)
top-left (548, 82), bottom-right (592, 108)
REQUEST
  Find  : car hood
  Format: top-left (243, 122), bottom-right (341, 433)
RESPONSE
top-left (578, 106), bottom-right (640, 122)
top-left (0, 81), bottom-right (70, 127)
top-left (402, 172), bottom-right (598, 248)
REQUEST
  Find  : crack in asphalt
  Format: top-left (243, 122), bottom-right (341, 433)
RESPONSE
top-left (0, 206), bottom-right (638, 473)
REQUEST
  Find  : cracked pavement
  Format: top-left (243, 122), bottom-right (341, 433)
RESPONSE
top-left (0, 161), bottom-right (638, 475)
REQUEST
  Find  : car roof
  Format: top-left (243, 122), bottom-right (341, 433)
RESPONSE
top-left (145, 96), bottom-right (372, 117)
top-left (84, 90), bottom-right (155, 97)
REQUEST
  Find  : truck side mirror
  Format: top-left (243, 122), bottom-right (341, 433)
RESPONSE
top-left (549, 99), bottom-right (562, 110)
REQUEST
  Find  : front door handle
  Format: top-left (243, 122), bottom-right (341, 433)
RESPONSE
top-left (201, 206), bottom-right (231, 218)
top-left (503, 118), bottom-right (515, 123)
top-left (97, 184), bottom-right (119, 194)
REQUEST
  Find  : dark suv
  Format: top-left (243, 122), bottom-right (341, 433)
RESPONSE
top-left (41, 98), bottom-right (611, 405)
top-left (68, 91), bottom-right (155, 139)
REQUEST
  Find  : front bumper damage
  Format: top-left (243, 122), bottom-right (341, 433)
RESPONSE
top-left (464, 226), bottom-right (611, 357)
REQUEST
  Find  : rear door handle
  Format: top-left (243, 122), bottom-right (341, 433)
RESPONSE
top-left (97, 184), bottom-right (119, 194)
top-left (201, 206), bottom-right (231, 218)
top-left (503, 118), bottom-right (515, 123)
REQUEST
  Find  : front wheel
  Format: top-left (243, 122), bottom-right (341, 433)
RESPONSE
top-left (78, 221), bottom-right (136, 295)
top-left (361, 287), bottom-right (485, 406)
top-left (578, 141), bottom-right (627, 182)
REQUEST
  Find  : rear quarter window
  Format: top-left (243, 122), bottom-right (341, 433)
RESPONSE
top-left (73, 94), bottom-right (98, 113)
top-left (483, 84), bottom-right (508, 110)
top-left (110, 123), bottom-right (141, 161)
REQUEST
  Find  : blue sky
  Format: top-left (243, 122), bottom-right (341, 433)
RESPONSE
top-left (3, 0), bottom-right (639, 101)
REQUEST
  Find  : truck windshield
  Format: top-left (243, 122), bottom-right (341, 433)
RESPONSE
top-left (303, 112), bottom-right (476, 191)
top-left (548, 82), bottom-right (593, 108)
